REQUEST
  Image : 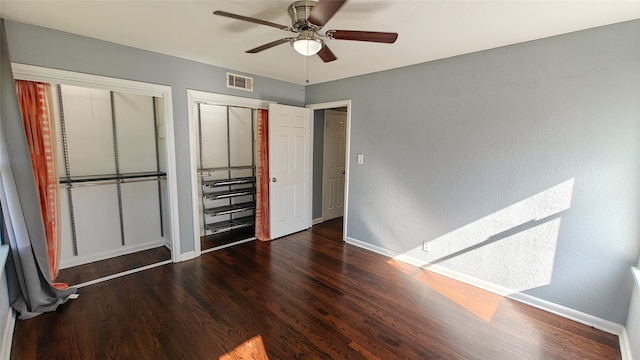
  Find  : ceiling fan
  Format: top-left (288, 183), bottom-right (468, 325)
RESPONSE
top-left (213, 0), bottom-right (398, 62)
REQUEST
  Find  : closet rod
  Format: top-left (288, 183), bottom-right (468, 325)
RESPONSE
top-left (59, 176), bottom-right (167, 188)
top-left (60, 171), bottom-right (167, 184)
top-left (198, 166), bottom-right (255, 175)
top-left (195, 101), bottom-right (268, 111)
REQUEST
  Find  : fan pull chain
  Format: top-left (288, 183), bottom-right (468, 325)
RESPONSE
top-left (305, 55), bottom-right (309, 84)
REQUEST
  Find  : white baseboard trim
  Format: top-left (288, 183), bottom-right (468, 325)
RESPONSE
top-left (60, 240), bottom-right (167, 269)
top-left (0, 309), bottom-right (15, 360)
top-left (344, 236), bottom-right (625, 338)
top-left (179, 251), bottom-right (197, 262)
top-left (73, 260), bottom-right (172, 288)
top-left (312, 217), bottom-right (324, 225)
top-left (619, 327), bottom-right (632, 360)
top-left (507, 292), bottom-right (624, 336)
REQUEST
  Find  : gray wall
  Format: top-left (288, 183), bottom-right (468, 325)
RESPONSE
top-left (306, 20), bottom-right (640, 325)
top-left (312, 109), bottom-right (324, 220)
top-left (3, 20), bottom-right (305, 254)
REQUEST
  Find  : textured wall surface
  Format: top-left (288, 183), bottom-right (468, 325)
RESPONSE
top-left (306, 20), bottom-right (640, 324)
top-left (4, 20), bottom-right (305, 254)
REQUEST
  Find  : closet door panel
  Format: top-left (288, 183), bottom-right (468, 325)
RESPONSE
top-left (121, 182), bottom-right (162, 246)
top-left (200, 105), bottom-right (229, 168)
top-left (60, 85), bottom-right (116, 176)
top-left (114, 92), bottom-right (157, 173)
top-left (73, 185), bottom-right (121, 255)
top-left (229, 107), bottom-right (253, 166)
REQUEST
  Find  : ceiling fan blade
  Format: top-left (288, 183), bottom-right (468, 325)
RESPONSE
top-left (329, 30), bottom-right (398, 43)
top-left (213, 10), bottom-right (290, 31)
top-left (308, 0), bottom-right (347, 27)
top-left (317, 46), bottom-right (337, 63)
top-left (246, 38), bottom-right (292, 54)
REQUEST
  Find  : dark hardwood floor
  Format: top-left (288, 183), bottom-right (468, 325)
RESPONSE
top-left (13, 217), bottom-right (620, 359)
top-left (55, 246), bottom-right (171, 286)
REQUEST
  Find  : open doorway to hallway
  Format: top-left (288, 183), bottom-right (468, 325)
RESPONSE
top-left (308, 100), bottom-right (351, 241)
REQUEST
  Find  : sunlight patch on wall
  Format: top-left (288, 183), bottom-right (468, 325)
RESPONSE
top-left (421, 178), bottom-right (574, 291)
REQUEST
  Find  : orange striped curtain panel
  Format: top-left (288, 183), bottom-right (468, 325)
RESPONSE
top-left (15, 80), bottom-right (65, 287)
top-left (255, 109), bottom-right (270, 241)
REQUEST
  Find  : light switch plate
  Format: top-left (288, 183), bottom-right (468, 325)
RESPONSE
top-left (357, 153), bottom-right (364, 164)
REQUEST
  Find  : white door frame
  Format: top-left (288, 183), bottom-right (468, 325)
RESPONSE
top-left (186, 90), bottom-right (274, 258)
top-left (11, 63), bottom-right (182, 263)
top-left (306, 100), bottom-right (351, 241)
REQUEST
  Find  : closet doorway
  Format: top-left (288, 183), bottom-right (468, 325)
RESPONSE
top-left (12, 64), bottom-right (180, 286)
top-left (308, 100), bottom-right (351, 240)
top-left (187, 90), bottom-right (273, 257)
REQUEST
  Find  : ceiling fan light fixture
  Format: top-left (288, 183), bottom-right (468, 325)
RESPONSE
top-left (292, 37), bottom-right (323, 56)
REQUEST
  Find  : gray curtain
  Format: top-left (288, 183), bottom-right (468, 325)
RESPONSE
top-left (0, 19), bottom-right (76, 319)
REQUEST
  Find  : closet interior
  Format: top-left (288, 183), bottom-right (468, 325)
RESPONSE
top-left (54, 84), bottom-right (171, 285)
top-left (196, 103), bottom-right (257, 251)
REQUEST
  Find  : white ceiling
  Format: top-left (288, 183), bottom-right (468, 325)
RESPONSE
top-left (1, 1), bottom-right (639, 85)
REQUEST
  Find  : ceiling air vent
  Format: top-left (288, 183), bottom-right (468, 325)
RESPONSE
top-left (226, 72), bottom-right (253, 92)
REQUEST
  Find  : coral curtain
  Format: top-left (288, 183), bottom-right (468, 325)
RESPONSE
top-left (255, 109), bottom-right (270, 241)
top-left (15, 80), bottom-right (64, 287)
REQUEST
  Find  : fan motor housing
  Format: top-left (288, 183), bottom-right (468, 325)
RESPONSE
top-left (288, 0), bottom-right (318, 30)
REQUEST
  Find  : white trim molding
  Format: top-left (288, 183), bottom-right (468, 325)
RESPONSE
top-left (508, 292), bottom-right (624, 336)
top-left (11, 63), bottom-right (182, 264)
top-left (73, 260), bottom-right (172, 288)
top-left (179, 251), bottom-right (197, 262)
top-left (620, 327), bottom-right (633, 360)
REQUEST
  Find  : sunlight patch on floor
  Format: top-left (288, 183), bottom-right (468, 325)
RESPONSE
top-left (413, 270), bottom-right (504, 322)
top-left (220, 335), bottom-right (269, 360)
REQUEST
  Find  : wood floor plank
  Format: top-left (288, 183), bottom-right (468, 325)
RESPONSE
top-left (12, 217), bottom-right (621, 359)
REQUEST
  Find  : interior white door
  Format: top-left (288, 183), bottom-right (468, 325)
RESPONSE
top-left (322, 110), bottom-right (347, 221)
top-left (269, 103), bottom-right (312, 239)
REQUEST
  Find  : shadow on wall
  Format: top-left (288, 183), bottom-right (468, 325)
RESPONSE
top-left (363, 178), bottom-right (575, 293)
